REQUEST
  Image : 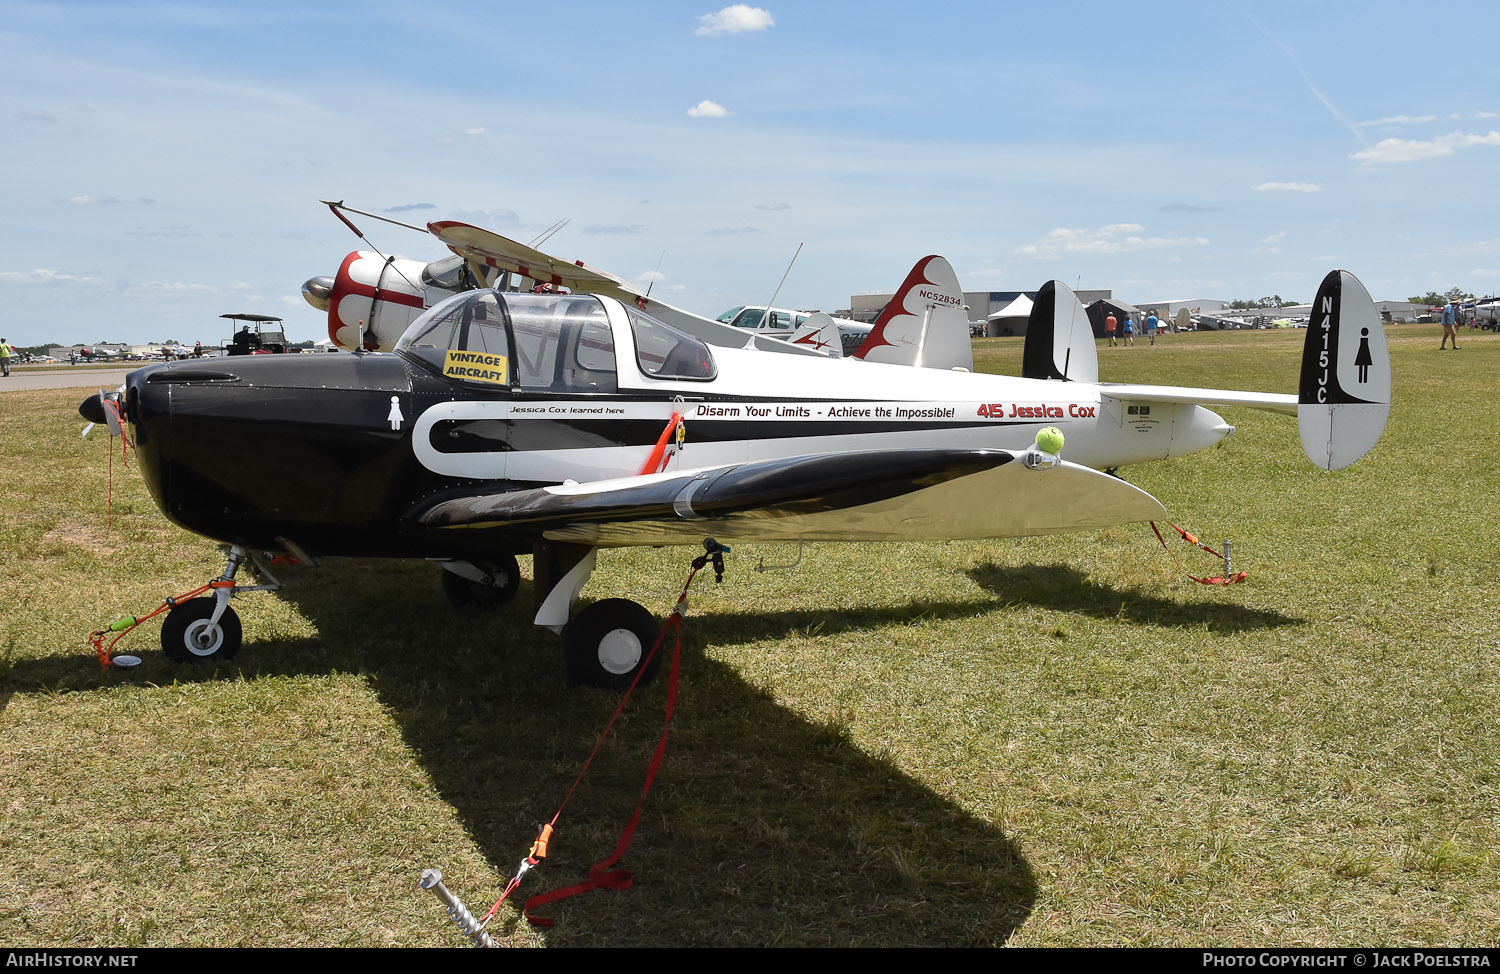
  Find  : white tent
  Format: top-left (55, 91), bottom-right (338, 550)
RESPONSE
top-left (987, 294), bottom-right (1033, 320)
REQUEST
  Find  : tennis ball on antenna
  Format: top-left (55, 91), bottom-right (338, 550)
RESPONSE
top-left (1035, 426), bottom-right (1065, 455)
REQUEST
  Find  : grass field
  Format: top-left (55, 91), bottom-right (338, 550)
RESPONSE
top-left (0, 324), bottom-right (1495, 947)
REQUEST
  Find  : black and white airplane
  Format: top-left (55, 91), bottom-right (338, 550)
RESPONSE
top-left (81, 269), bottom-right (1390, 687)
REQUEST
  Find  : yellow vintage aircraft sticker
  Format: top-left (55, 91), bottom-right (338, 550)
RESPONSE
top-left (443, 350), bottom-right (509, 386)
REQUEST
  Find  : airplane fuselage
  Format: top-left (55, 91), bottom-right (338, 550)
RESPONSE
top-left (118, 293), bottom-right (1231, 561)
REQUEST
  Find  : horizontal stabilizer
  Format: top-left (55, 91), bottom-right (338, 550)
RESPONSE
top-left (416, 448), bottom-right (1166, 547)
top-left (1099, 383), bottom-right (1297, 415)
top-left (1297, 270), bottom-right (1391, 470)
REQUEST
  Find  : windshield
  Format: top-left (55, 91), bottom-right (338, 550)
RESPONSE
top-left (420, 255), bottom-right (475, 292)
top-left (715, 305), bottom-right (745, 324)
top-left (729, 308), bottom-right (766, 329)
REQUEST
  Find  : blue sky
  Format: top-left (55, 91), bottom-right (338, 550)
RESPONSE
top-left (2, 0), bottom-right (1497, 347)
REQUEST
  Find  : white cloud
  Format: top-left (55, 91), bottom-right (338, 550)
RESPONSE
top-left (1261, 231), bottom-right (1288, 243)
top-left (1015, 223), bottom-right (1209, 258)
top-left (695, 5), bottom-right (774, 35)
top-left (1477, 112), bottom-right (1498, 119)
top-left (131, 281), bottom-right (219, 293)
top-left (1470, 267), bottom-right (1500, 278)
top-left (638, 270), bottom-right (667, 283)
top-left (754, 201), bottom-right (790, 211)
top-left (0, 268), bottom-right (100, 284)
top-left (1357, 114), bottom-right (1436, 126)
top-left (463, 127), bottom-right (487, 136)
top-left (1251, 182), bottom-right (1322, 192)
top-left (1351, 130), bottom-right (1500, 164)
top-left (687, 99), bottom-right (730, 118)
top-left (962, 262), bottom-right (1009, 285)
top-left (58, 194), bottom-right (119, 205)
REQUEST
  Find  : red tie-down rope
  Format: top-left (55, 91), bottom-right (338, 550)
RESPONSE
top-left (639, 411), bottom-right (685, 475)
top-left (478, 560), bottom-right (706, 929)
top-left (1149, 521), bottom-right (1247, 586)
top-left (102, 397), bottom-right (132, 531)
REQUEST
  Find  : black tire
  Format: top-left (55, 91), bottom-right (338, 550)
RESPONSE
top-left (161, 597), bottom-right (242, 664)
top-left (440, 555), bottom-right (521, 608)
top-left (563, 598), bottom-right (662, 689)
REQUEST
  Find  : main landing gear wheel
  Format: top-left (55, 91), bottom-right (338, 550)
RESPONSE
top-left (440, 555), bottom-right (521, 608)
top-left (564, 598), bottom-right (662, 690)
top-left (161, 597), bottom-right (243, 664)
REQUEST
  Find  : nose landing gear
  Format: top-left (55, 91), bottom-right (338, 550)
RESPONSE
top-left (161, 597), bottom-right (243, 663)
top-left (158, 546), bottom-right (279, 664)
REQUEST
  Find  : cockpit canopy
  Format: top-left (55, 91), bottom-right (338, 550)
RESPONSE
top-left (395, 290), bottom-right (716, 392)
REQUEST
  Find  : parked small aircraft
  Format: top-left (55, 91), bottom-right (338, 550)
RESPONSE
top-left (716, 305), bottom-right (871, 355)
top-left (301, 205), bottom-right (948, 365)
top-left (83, 269), bottom-right (1388, 687)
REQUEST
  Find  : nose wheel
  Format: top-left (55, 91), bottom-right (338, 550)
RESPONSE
top-left (161, 597), bottom-right (243, 663)
top-left (563, 598), bottom-right (661, 689)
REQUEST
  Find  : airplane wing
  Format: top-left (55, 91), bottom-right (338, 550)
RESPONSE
top-left (1098, 383), bottom-right (1298, 415)
top-left (429, 221), bottom-right (645, 297)
top-left (427, 220), bottom-right (825, 358)
top-left (415, 447), bottom-right (1166, 548)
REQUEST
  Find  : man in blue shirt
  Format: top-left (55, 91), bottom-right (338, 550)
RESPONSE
top-left (1441, 300), bottom-right (1460, 349)
top-left (1145, 313), bottom-right (1159, 346)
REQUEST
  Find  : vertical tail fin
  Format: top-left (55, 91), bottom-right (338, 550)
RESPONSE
top-left (1021, 280), bottom-right (1098, 383)
top-left (853, 256), bottom-right (973, 370)
top-left (786, 312), bottom-right (845, 358)
top-left (1297, 270), bottom-right (1391, 469)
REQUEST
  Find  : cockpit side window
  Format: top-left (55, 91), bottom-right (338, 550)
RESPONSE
top-left (730, 308), bottom-right (766, 329)
top-left (509, 295), bottom-right (617, 394)
top-left (628, 307), bottom-right (716, 380)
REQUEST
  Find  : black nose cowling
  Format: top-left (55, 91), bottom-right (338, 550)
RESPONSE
top-left (79, 392), bottom-right (107, 424)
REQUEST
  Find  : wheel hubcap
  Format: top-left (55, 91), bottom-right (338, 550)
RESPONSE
top-left (184, 619), bottom-right (224, 657)
top-left (598, 628), bottom-right (643, 675)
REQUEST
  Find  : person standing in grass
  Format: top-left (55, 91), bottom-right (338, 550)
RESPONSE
top-left (1441, 299), bottom-right (1461, 349)
top-left (1145, 312), bottom-right (1159, 346)
top-left (1104, 311), bottom-right (1117, 347)
top-left (0, 338), bottom-right (13, 377)
top-left (1122, 316), bottom-right (1135, 346)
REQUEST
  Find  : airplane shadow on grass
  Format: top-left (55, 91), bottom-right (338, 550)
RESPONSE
top-left (0, 557), bottom-right (1036, 947)
top-left (968, 563), bottom-right (1303, 632)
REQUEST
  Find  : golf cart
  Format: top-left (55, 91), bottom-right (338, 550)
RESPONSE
top-left (221, 313), bottom-right (291, 356)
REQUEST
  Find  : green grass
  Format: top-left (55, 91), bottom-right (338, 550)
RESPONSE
top-left (0, 324), bottom-right (1496, 946)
